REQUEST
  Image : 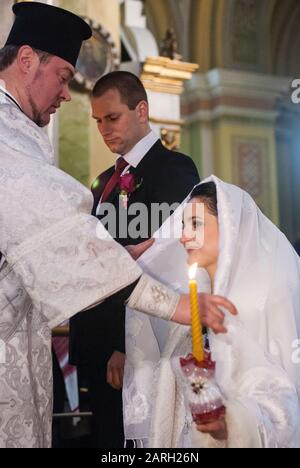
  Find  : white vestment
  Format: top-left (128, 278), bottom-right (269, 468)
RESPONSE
top-left (123, 176), bottom-right (300, 448)
top-left (0, 96), bottom-right (145, 448)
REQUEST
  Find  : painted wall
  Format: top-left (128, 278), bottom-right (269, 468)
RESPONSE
top-left (59, 0), bottom-right (120, 187)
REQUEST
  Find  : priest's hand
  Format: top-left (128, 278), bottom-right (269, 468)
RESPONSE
top-left (196, 416), bottom-right (228, 441)
top-left (172, 294), bottom-right (238, 333)
top-left (125, 238), bottom-right (155, 260)
top-left (106, 351), bottom-right (125, 390)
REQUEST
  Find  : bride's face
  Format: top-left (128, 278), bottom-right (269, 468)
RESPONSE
top-left (180, 198), bottom-right (219, 270)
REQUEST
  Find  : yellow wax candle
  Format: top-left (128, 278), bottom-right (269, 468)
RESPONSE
top-left (189, 263), bottom-right (204, 362)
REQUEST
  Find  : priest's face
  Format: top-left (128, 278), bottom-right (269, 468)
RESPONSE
top-left (91, 89), bottom-right (149, 155)
top-left (26, 55), bottom-right (74, 127)
top-left (181, 199), bottom-right (219, 276)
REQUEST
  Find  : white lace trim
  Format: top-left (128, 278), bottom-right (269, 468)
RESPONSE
top-left (128, 274), bottom-right (180, 320)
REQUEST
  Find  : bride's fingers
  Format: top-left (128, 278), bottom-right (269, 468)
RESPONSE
top-left (212, 322), bottom-right (227, 334)
top-left (208, 319), bottom-right (227, 334)
top-left (197, 421), bottom-right (222, 433)
top-left (204, 306), bottom-right (227, 333)
top-left (211, 295), bottom-right (238, 316)
top-left (196, 417), bottom-right (228, 440)
top-left (196, 418), bottom-right (227, 436)
top-left (202, 305), bottom-right (225, 323)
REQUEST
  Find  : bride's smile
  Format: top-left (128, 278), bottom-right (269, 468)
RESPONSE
top-left (180, 183), bottom-right (220, 283)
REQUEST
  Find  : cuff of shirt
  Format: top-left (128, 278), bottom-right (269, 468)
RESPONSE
top-left (127, 273), bottom-right (180, 321)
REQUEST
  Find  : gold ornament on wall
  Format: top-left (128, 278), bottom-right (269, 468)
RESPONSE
top-left (72, 17), bottom-right (120, 92)
top-left (160, 128), bottom-right (181, 151)
top-left (159, 28), bottom-right (182, 62)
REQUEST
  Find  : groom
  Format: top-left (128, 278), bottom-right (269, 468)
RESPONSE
top-left (70, 71), bottom-right (200, 448)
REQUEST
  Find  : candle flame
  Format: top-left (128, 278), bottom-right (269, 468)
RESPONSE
top-left (189, 263), bottom-right (198, 280)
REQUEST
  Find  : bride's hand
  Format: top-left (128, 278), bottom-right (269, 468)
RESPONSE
top-left (171, 294), bottom-right (237, 332)
top-left (199, 293), bottom-right (237, 334)
top-left (196, 417), bottom-right (228, 441)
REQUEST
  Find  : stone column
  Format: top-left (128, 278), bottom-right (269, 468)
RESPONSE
top-left (182, 69), bottom-right (291, 225)
top-left (58, 0), bottom-right (120, 186)
top-left (141, 57), bottom-right (198, 151)
top-left (276, 99), bottom-right (300, 242)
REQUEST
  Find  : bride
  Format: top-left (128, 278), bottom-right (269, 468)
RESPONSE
top-left (123, 176), bottom-right (300, 448)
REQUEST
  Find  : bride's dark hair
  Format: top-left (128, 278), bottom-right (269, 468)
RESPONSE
top-left (190, 182), bottom-right (218, 216)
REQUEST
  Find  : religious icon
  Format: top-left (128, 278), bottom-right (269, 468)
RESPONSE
top-left (73, 17), bottom-right (120, 92)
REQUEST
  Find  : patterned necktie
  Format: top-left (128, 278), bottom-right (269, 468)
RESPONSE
top-left (101, 157), bottom-right (129, 203)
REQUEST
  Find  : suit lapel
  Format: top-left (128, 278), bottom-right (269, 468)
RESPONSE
top-left (91, 166), bottom-right (114, 215)
top-left (92, 140), bottom-right (163, 213)
top-left (105, 185), bottom-right (120, 205)
top-left (132, 140), bottom-right (163, 179)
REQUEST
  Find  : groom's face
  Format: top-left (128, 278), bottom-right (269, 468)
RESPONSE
top-left (91, 88), bottom-right (149, 155)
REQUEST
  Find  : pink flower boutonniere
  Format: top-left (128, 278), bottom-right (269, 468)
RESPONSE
top-left (118, 172), bottom-right (143, 209)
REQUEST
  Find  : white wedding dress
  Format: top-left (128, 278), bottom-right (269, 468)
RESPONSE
top-left (123, 176), bottom-right (300, 448)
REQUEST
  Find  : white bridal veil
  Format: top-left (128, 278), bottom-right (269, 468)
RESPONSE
top-left (123, 176), bottom-right (300, 448)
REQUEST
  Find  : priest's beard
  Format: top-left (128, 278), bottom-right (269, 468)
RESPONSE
top-left (25, 70), bottom-right (49, 127)
top-left (27, 93), bottom-right (45, 127)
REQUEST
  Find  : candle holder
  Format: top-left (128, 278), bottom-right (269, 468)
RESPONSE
top-left (179, 352), bottom-right (226, 425)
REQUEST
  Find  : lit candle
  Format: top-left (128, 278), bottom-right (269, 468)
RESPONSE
top-left (189, 263), bottom-right (204, 362)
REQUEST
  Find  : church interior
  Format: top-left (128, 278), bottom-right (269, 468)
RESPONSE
top-left (1, 0), bottom-right (300, 448)
top-left (2, 0), bottom-right (300, 244)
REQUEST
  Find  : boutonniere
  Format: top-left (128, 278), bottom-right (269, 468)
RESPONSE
top-left (118, 172), bottom-right (143, 209)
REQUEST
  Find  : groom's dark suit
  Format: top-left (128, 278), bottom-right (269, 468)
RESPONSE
top-left (69, 139), bottom-right (200, 447)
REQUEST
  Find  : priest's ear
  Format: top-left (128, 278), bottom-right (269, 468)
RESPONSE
top-left (16, 46), bottom-right (40, 76)
top-left (136, 100), bottom-right (149, 124)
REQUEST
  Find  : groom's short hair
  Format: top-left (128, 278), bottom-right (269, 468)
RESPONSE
top-left (92, 71), bottom-right (148, 110)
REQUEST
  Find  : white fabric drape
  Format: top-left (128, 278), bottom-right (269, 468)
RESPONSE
top-left (0, 96), bottom-right (142, 448)
top-left (123, 175), bottom-right (300, 448)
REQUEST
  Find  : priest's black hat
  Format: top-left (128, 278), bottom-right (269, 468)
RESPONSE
top-left (5, 2), bottom-right (92, 68)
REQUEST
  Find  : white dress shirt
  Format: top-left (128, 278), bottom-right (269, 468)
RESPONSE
top-left (96, 131), bottom-right (159, 213)
top-left (116, 130), bottom-right (159, 174)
